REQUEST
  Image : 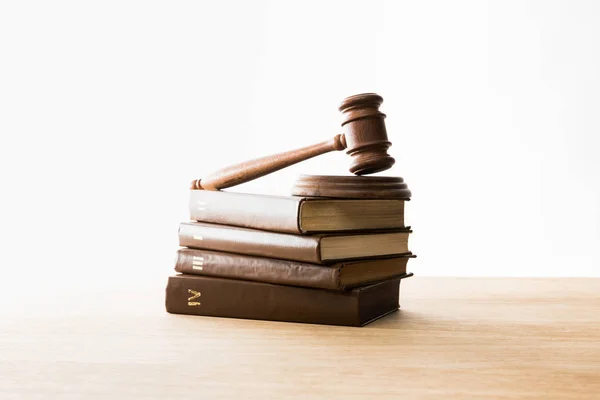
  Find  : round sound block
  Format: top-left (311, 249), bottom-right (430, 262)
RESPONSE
top-left (291, 175), bottom-right (411, 199)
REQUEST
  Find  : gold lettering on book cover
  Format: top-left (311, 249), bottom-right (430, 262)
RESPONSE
top-left (192, 256), bottom-right (204, 270)
top-left (187, 289), bottom-right (201, 306)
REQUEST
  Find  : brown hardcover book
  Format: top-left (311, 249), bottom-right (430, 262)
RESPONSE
top-left (175, 248), bottom-right (415, 290)
top-left (189, 189), bottom-right (406, 234)
top-left (179, 221), bottom-right (411, 264)
top-left (165, 274), bottom-right (412, 326)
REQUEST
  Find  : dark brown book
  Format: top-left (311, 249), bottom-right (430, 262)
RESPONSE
top-left (189, 189), bottom-right (406, 234)
top-left (165, 274), bottom-right (412, 326)
top-left (179, 221), bottom-right (411, 264)
top-left (175, 248), bottom-right (415, 290)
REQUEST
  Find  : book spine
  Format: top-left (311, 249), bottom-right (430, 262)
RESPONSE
top-left (165, 275), bottom-right (362, 326)
top-left (174, 248), bottom-right (341, 290)
top-left (189, 190), bottom-right (303, 234)
top-left (178, 222), bottom-right (323, 264)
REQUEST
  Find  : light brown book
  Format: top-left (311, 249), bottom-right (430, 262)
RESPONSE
top-left (175, 248), bottom-right (415, 290)
top-left (178, 221), bottom-right (411, 264)
top-left (189, 189), bottom-right (406, 234)
top-left (165, 274), bottom-right (412, 326)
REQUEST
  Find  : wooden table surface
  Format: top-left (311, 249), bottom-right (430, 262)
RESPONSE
top-left (1, 277), bottom-right (599, 399)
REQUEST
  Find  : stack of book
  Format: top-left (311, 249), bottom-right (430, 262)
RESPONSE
top-left (165, 189), bottom-right (414, 326)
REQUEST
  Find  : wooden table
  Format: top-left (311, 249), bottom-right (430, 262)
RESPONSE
top-left (1, 277), bottom-right (599, 399)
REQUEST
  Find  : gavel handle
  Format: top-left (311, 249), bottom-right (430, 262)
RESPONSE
top-left (192, 134), bottom-right (346, 190)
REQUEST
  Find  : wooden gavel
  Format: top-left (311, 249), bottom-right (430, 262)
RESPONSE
top-left (191, 93), bottom-right (395, 190)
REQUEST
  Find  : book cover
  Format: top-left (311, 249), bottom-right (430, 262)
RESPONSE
top-left (175, 248), bottom-right (415, 290)
top-left (165, 274), bottom-right (412, 326)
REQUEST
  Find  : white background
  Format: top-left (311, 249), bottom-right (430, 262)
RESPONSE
top-left (1, 0), bottom-right (599, 293)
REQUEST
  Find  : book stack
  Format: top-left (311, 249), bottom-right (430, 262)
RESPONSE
top-left (165, 189), bottom-right (414, 326)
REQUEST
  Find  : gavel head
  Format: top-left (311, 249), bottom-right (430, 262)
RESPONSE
top-left (339, 93), bottom-right (395, 175)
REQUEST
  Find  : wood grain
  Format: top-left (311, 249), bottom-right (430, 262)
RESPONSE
top-left (191, 134), bottom-right (345, 190)
top-left (191, 93), bottom-right (395, 190)
top-left (1, 277), bottom-right (599, 399)
top-left (291, 174), bottom-right (412, 198)
top-left (338, 93), bottom-right (395, 175)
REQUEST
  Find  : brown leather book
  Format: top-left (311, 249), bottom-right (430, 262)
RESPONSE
top-left (189, 189), bottom-right (406, 234)
top-left (179, 221), bottom-right (411, 264)
top-left (175, 248), bottom-right (415, 290)
top-left (165, 274), bottom-right (412, 326)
